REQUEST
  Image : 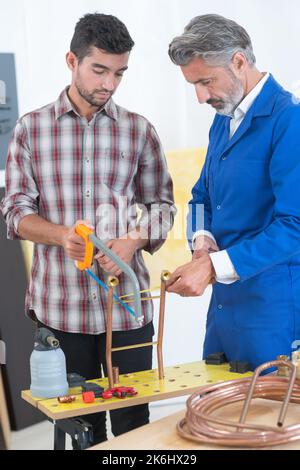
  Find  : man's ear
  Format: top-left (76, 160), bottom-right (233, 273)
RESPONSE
top-left (231, 52), bottom-right (247, 78)
top-left (66, 51), bottom-right (78, 72)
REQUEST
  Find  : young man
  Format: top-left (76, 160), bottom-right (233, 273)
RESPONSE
top-left (1, 13), bottom-right (175, 446)
top-left (167, 14), bottom-right (300, 370)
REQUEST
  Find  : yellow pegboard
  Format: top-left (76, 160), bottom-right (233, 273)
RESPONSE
top-left (22, 361), bottom-right (252, 421)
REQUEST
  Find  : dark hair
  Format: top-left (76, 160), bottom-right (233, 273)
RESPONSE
top-left (70, 13), bottom-right (135, 62)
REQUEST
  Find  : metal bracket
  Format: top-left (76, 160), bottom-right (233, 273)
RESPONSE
top-left (52, 417), bottom-right (93, 450)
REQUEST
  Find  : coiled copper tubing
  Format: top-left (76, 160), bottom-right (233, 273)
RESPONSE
top-left (177, 360), bottom-right (300, 447)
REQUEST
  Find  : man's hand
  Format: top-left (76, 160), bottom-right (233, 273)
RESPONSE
top-left (94, 230), bottom-right (147, 276)
top-left (166, 252), bottom-right (215, 297)
top-left (61, 220), bottom-right (94, 262)
top-left (193, 235), bottom-right (219, 260)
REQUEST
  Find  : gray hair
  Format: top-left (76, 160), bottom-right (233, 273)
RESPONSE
top-left (168, 14), bottom-right (256, 67)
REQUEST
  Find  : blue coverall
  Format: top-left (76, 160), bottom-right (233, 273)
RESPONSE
top-left (188, 75), bottom-right (300, 369)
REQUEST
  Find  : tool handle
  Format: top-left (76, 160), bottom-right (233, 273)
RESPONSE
top-left (75, 225), bottom-right (143, 320)
top-left (75, 224), bottom-right (94, 271)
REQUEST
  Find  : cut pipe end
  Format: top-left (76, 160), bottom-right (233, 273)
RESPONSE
top-left (107, 276), bottom-right (119, 287)
top-left (161, 270), bottom-right (171, 282)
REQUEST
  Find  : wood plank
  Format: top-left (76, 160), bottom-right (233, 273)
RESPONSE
top-left (0, 369), bottom-right (10, 449)
top-left (90, 399), bottom-right (300, 450)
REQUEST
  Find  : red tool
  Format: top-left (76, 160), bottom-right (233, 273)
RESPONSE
top-left (82, 386), bottom-right (137, 403)
top-left (102, 386), bottom-right (138, 399)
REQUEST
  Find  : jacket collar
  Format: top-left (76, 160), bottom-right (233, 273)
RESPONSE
top-left (251, 73), bottom-right (282, 118)
top-left (232, 72), bottom-right (270, 121)
top-left (220, 74), bottom-right (283, 157)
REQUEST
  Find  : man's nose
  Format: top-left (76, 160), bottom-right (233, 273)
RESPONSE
top-left (195, 85), bottom-right (210, 104)
top-left (102, 74), bottom-right (117, 92)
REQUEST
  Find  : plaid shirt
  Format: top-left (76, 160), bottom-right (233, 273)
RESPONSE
top-left (1, 88), bottom-right (175, 334)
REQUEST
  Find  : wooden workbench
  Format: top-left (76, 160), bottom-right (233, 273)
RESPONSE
top-left (90, 399), bottom-right (300, 451)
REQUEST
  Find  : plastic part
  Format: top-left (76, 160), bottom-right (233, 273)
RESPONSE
top-left (75, 224), bottom-right (143, 324)
top-left (30, 328), bottom-right (69, 398)
top-left (90, 233), bottom-right (143, 320)
top-left (82, 391), bottom-right (96, 403)
top-left (103, 386), bottom-right (138, 399)
top-left (67, 373), bottom-right (86, 388)
top-left (81, 382), bottom-right (104, 394)
top-left (75, 224), bottom-right (94, 271)
top-left (34, 327), bottom-right (60, 351)
top-left (229, 361), bottom-right (252, 374)
top-left (30, 348), bottom-right (69, 398)
top-left (82, 386), bottom-right (138, 403)
top-left (205, 352), bottom-right (227, 365)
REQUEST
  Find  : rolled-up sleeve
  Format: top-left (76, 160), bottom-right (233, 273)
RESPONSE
top-left (135, 123), bottom-right (176, 254)
top-left (0, 118), bottom-right (39, 240)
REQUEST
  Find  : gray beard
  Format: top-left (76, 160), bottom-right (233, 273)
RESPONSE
top-left (215, 73), bottom-right (245, 117)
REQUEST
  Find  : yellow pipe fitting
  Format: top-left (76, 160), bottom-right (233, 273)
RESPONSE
top-left (161, 270), bottom-right (171, 282)
top-left (107, 276), bottom-right (119, 288)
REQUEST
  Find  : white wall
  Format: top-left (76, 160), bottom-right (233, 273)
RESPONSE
top-left (2, 0), bottom-right (300, 151)
top-left (1, 0), bottom-right (300, 365)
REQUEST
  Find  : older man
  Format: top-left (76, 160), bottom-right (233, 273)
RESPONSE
top-left (167, 14), bottom-right (300, 369)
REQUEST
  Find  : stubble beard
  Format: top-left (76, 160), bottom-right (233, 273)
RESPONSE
top-left (75, 78), bottom-right (112, 108)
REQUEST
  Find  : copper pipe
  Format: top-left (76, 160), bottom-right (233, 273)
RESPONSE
top-left (239, 360), bottom-right (297, 428)
top-left (177, 360), bottom-right (300, 447)
top-left (105, 276), bottom-right (119, 388)
top-left (113, 367), bottom-right (119, 385)
top-left (157, 270), bottom-right (170, 380)
top-left (106, 286), bottom-right (114, 389)
top-left (57, 395), bottom-right (76, 404)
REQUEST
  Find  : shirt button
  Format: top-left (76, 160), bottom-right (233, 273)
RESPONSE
top-left (86, 159), bottom-right (90, 163)
top-left (217, 205), bottom-right (221, 210)
top-left (218, 305), bottom-right (223, 310)
top-left (86, 190), bottom-right (90, 198)
top-left (92, 293), bottom-right (97, 300)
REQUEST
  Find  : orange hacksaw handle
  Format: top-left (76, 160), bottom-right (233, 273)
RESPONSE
top-left (75, 224), bottom-right (94, 271)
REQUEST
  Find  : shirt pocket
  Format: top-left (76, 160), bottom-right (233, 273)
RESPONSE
top-left (102, 149), bottom-right (137, 192)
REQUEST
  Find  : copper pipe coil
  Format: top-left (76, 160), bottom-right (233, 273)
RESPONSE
top-left (177, 360), bottom-right (300, 447)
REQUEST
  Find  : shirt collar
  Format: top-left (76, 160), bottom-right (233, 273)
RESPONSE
top-left (54, 87), bottom-right (118, 121)
top-left (233, 72), bottom-right (270, 121)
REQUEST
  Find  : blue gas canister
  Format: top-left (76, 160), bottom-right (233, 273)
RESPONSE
top-left (30, 327), bottom-right (69, 398)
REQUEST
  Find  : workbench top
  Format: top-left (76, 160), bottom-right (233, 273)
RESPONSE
top-left (22, 361), bottom-right (252, 420)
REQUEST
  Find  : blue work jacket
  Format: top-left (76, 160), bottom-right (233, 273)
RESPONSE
top-left (188, 75), bottom-right (300, 369)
